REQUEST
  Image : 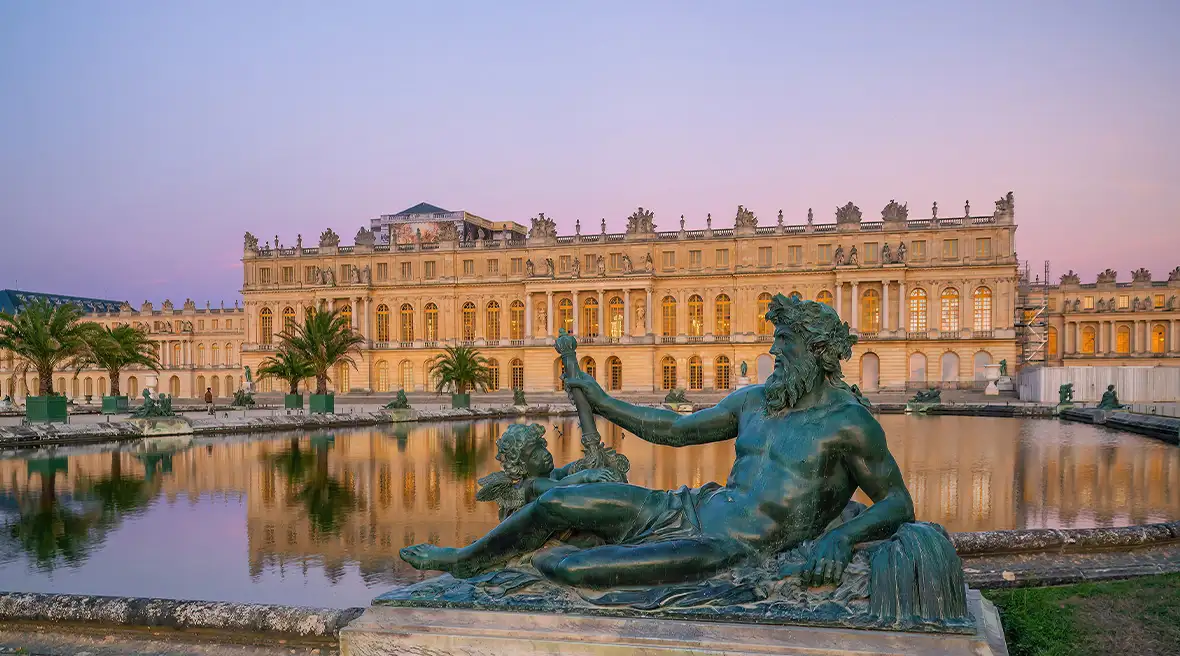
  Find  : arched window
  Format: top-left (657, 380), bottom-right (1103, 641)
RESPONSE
top-left (816, 290), bottom-right (833, 307)
top-left (336, 362), bottom-right (351, 392)
top-left (462, 302), bottom-right (476, 341)
top-left (375, 361), bottom-right (390, 392)
top-left (259, 308), bottom-right (273, 344)
top-left (909, 289), bottom-right (928, 332)
top-left (661, 356), bottom-right (677, 390)
top-left (399, 360), bottom-right (414, 391)
top-left (788, 291), bottom-right (802, 300)
top-left (224, 375), bottom-right (233, 393)
top-left (940, 352), bottom-right (960, 383)
top-left (1116, 325), bottom-right (1130, 353)
top-left (1047, 326), bottom-right (1058, 358)
top-left (908, 352), bottom-right (927, 384)
top-left (688, 356), bottom-right (703, 390)
top-left (424, 303), bottom-right (439, 340)
top-left (607, 356), bottom-right (622, 391)
top-left (196, 343), bottom-right (205, 366)
top-left (509, 301), bottom-right (525, 340)
top-left (486, 301), bottom-right (501, 341)
top-left (212, 343), bottom-right (220, 365)
top-left (224, 343), bottom-right (233, 366)
top-left (510, 358), bottom-right (524, 390)
top-left (582, 298), bottom-right (599, 337)
top-left (376, 304), bottom-right (391, 342)
top-left (172, 343), bottom-right (182, 365)
top-left (128, 376), bottom-right (139, 397)
top-left (757, 292), bottom-right (774, 335)
top-left (581, 356), bottom-right (596, 381)
top-left (861, 289), bottom-right (881, 332)
top-left (339, 303), bottom-right (352, 328)
top-left (662, 296), bottom-right (677, 336)
top-left (973, 287), bottom-right (992, 331)
top-left (169, 375), bottom-right (180, 397)
top-left (282, 307), bottom-right (296, 335)
top-left (487, 358), bottom-right (500, 391)
top-left (400, 304), bottom-right (414, 342)
top-left (1081, 326), bottom-right (1096, 354)
top-left (98, 377), bottom-right (107, 396)
top-left (608, 297), bottom-right (625, 338)
top-left (84, 377), bottom-right (93, 397)
top-left (211, 376), bottom-right (220, 398)
top-left (688, 295), bottom-right (704, 337)
top-left (940, 288), bottom-right (960, 332)
top-left (715, 294), bottom-right (731, 336)
top-left (1152, 324), bottom-right (1167, 353)
top-left (715, 355), bottom-right (731, 390)
top-left (558, 298), bottom-right (574, 333)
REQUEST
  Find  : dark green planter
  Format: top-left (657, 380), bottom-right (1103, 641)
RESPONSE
top-left (101, 395), bottom-right (129, 414)
top-left (451, 393), bottom-right (471, 409)
top-left (26, 395), bottom-right (68, 423)
top-left (309, 394), bottom-right (335, 414)
top-left (284, 393), bottom-right (304, 410)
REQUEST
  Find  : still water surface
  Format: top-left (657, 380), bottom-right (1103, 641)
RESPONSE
top-left (1, 416), bottom-right (1177, 607)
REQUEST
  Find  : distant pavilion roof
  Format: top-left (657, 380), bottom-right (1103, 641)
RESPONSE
top-left (394, 202), bottom-right (450, 216)
top-left (0, 289), bottom-right (126, 315)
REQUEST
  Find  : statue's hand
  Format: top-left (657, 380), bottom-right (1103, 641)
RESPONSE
top-left (562, 371), bottom-right (605, 404)
top-left (803, 532), bottom-right (852, 587)
top-left (565, 468), bottom-right (618, 484)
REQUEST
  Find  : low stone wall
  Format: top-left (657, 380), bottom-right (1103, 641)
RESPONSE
top-left (1060, 407), bottom-right (1180, 444)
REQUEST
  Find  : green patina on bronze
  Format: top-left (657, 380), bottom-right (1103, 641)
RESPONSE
top-left (392, 294), bottom-right (970, 632)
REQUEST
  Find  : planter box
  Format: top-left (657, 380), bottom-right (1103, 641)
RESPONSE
top-left (26, 395), bottom-right (68, 423)
top-left (309, 394), bottom-right (335, 414)
top-left (101, 395), bottom-right (129, 414)
top-left (451, 393), bottom-right (471, 409)
top-left (284, 394), bottom-right (304, 410)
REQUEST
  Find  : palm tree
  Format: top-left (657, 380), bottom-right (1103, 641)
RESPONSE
top-left (0, 299), bottom-right (98, 396)
top-left (77, 324), bottom-right (160, 397)
top-left (281, 308), bottom-right (364, 395)
top-left (429, 345), bottom-right (492, 401)
top-left (257, 347), bottom-right (314, 395)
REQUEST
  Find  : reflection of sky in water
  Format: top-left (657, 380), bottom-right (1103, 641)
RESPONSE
top-left (0, 416), bottom-right (1176, 607)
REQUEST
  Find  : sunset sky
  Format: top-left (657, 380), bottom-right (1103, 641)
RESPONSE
top-left (2, 1), bottom-right (1177, 304)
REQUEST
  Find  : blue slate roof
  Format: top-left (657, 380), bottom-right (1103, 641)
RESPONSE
top-left (395, 202), bottom-right (450, 216)
top-left (0, 289), bottom-right (126, 315)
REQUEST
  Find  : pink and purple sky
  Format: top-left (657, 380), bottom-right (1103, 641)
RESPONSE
top-left (1, 1), bottom-right (1177, 304)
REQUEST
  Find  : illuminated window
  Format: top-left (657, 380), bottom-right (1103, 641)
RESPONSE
top-left (715, 294), bottom-right (731, 336)
top-left (375, 361), bottom-right (390, 392)
top-left (909, 289), bottom-right (928, 332)
top-left (973, 287), bottom-right (992, 331)
top-left (662, 296), bottom-right (677, 336)
top-left (757, 292), bottom-right (774, 335)
top-left (688, 295), bottom-right (704, 337)
top-left (487, 358), bottom-right (499, 391)
top-left (608, 297), bottom-right (624, 338)
top-left (1047, 326), bottom-right (1058, 358)
top-left (259, 308), bottom-right (273, 344)
top-left (1155, 294), bottom-right (1166, 309)
top-left (1116, 325), bottom-right (1130, 353)
top-left (688, 356), bottom-right (703, 390)
top-left (581, 356), bottom-right (596, 382)
top-left (816, 290), bottom-right (833, 307)
top-left (376, 304), bottom-right (390, 342)
top-left (486, 301), bottom-right (501, 341)
top-left (559, 298), bottom-right (574, 333)
top-left (607, 356), bottom-right (622, 391)
top-left (282, 307), bottom-right (296, 335)
top-left (336, 362), bottom-right (350, 392)
top-left (212, 344), bottom-right (220, 365)
top-left (1081, 326), bottom-right (1096, 354)
top-left (340, 304), bottom-right (352, 328)
top-left (424, 303), bottom-right (439, 340)
top-left (462, 302), bottom-right (476, 341)
top-left (860, 289), bottom-right (880, 332)
top-left (1152, 324), bottom-right (1166, 353)
top-left (582, 298), bottom-right (599, 337)
top-left (661, 356), bottom-right (677, 390)
top-left (509, 301), bottom-right (525, 340)
top-left (510, 358), bottom-right (524, 390)
top-left (1119, 295), bottom-right (1129, 309)
top-left (196, 344), bottom-right (205, 366)
top-left (1083, 296), bottom-right (1094, 310)
top-left (399, 361), bottom-right (413, 391)
top-left (940, 288), bottom-right (960, 332)
top-left (400, 304), bottom-right (414, 342)
top-left (715, 355), bottom-right (731, 390)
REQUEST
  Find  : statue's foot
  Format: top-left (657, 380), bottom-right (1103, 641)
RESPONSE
top-left (400, 543), bottom-right (463, 573)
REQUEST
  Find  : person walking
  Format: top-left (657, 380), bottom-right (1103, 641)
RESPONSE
top-left (204, 387), bottom-right (214, 414)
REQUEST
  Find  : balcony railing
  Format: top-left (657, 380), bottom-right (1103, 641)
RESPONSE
top-left (660, 336), bottom-right (676, 344)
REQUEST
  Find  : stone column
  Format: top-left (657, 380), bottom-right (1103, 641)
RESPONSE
top-left (1098, 321), bottom-right (1108, 354)
top-left (1065, 321), bottom-right (1074, 354)
top-left (572, 291), bottom-right (580, 335)
top-left (645, 289), bottom-right (653, 335)
top-left (525, 293), bottom-right (533, 338)
top-left (624, 289), bottom-right (632, 337)
top-left (546, 291), bottom-right (554, 337)
top-left (883, 280), bottom-right (891, 331)
top-left (898, 281), bottom-right (907, 332)
top-left (850, 282), bottom-right (859, 330)
top-left (597, 290), bottom-right (605, 337)
top-left (835, 283), bottom-right (843, 321)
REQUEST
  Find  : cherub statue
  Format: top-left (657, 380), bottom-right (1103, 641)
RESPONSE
top-left (476, 424), bottom-right (625, 520)
top-left (544, 258), bottom-right (555, 276)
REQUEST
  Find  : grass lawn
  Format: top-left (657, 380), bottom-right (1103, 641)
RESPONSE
top-left (983, 573), bottom-right (1180, 656)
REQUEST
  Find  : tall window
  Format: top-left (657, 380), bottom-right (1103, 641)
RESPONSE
top-left (424, 303), bottom-right (439, 340)
top-left (608, 296), bottom-right (624, 338)
top-left (340, 304), bottom-right (352, 328)
top-left (486, 301), bottom-right (501, 341)
top-left (909, 289), bottom-right (928, 332)
top-left (559, 299), bottom-right (574, 333)
top-left (688, 356), bottom-right (703, 390)
top-left (259, 308), bottom-right (273, 344)
top-left (487, 358), bottom-right (500, 391)
top-left (688, 295), bottom-right (704, 337)
top-left (1116, 325), bottom-right (1130, 353)
top-left (1047, 326), bottom-right (1058, 358)
top-left (861, 289), bottom-right (881, 332)
top-left (400, 360), bottom-right (413, 390)
top-left (1081, 326), bottom-right (1096, 354)
top-left (400, 304), bottom-right (414, 342)
top-left (940, 288), bottom-right (960, 332)
top-left (1152, 324), bottom-right (1166, 353)
top-left (462, 302), bottom-right (476, 341)
top-left (662, 296), bottom-right (677, 336)
top-left (197, 344), bottom-right (205, 366)
top-left (509, 301), bottom-right (525, 340)
top-left (225, 343), bottom-right (233, 365)
top-left (282, 307), bottom-right (296, 335)
top-left (661, 356), bottom-right (677, 390)
top-left (607, 356), bottom-right (622, 391)
top-left (376, 304), bottom-right (391, 342)
top-left (581, 356), bottom-right (596, 382)
top-left (212, 343), bottom-right (220, 365)
top-left (973, 287), bottom-right (992, 331)
top-left (715, 294), bottom-right (731, 336)
top-left (816, 290), bottom-right (833, 307)
top-left (336, 362), bottom-right (350, 392)
top-left (757, 292), bottom-right (774, 335)
top-left (375, 361), bottom-right (390, 392)
top-left (715, 355), bottom-right (731, 390)
top-left (582, 298), bottom-right (599, 337)
top-left (510, 358), bottom-right (524, 390)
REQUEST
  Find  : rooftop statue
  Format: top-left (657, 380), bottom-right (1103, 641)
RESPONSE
top-left (529, 213), bottom-right (558, 240)
top-left (1170, 266), bottom-right (1180, 282)
top-left (625, 207), bottom-right (656, 234)
top-left (319, 228), bottom-right (341, 248)
top-left (994, 191), bottom-right (1015, 217)
top-left (1096, 268), bottom-right (1118, 284)
top-left (835, 201), bottom-right (862, 224)
top-left (1060, 270), bottom-right (1081, 285)
top-left (1131, 267), bottom-right (1152, 283)
top-left (881, 200), bottom-right (908, 222)
top-left (354, 227), bottom-right (376, 247)
top-left (734, 205), bottom-right (758, 229)
top-left (393, 294), bottom-right (969, 631)
top-left (243, 232), bottom-right (259, 251)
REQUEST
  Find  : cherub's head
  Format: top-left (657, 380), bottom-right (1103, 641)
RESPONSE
top-left (495, 423), bottom-right (553, 480)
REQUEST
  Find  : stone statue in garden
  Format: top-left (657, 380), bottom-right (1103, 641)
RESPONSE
top-left (662, 388), bottom-right (688, 404)
top-left (1058, 383), bottom-right (1074, 405)
top-left (910, 388), bottom-right (942, 403)
top-left (512, 388), bottom-right (527, 406)
top-left (999, 359), bottom-right (1008, 377)
top-left (1097, 384), bottom-right (1123, 411)
top-left (384, 390), bottom-right (410, 410)
top-left (131, 389), bottom-right (175, 418)
top-left (740, 360), bottom-right (748, 377)
top-left (393, 294), bottom-right (969, 630)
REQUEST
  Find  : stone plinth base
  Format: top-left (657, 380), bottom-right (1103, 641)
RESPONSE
top-left (985, 381), bottom-right (1000, 395)
top-left (341, 591), bottom-right (1006, 656)
top-left (126, 417), bottom-right (193, 436)
top-left (736, 376), bottom-right (751, 389)
top-left (997, 376), bottom-right (1014, 391)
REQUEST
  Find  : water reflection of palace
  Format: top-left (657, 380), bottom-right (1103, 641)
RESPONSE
top-left (1, 418), bottom-right (1178, 582)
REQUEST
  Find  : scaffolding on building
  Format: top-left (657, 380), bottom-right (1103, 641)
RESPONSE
top-left (1016, 260), bottom-right (1050, 368)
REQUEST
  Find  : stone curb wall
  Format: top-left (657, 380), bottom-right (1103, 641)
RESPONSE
top-left (1060, 407), bottom-right (1180, 444)
top-left (952, 520), bottom-right (1180, 555)
top-left (0, 592), bottom-right (363, 638)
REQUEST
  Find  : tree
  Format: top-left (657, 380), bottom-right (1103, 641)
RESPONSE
top-left (280, 308), bottom-right (364, 395)
top-left (0, 299), bottom-right (98, 396)
top-left (428, 345), bottom-right (492, 396)
top-left (257, 348), bottom-right (314, 395)
top-left (77, 324), bottom-right (160, 397)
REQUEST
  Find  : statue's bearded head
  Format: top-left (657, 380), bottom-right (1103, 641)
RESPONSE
top-left (763, 294), bottom-right (856, 414)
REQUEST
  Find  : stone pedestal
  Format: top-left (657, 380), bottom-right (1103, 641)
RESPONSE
top-left (341, 591), bottom-right (1006, 655)
top-left (983, 364), bottom-right (1001, 396)
top-left (736, 375), bottom-right (751, 389)
top-left (127, 417), bottom-right (193, 436)
top-left (997, 376), bottom-right (1014, 392)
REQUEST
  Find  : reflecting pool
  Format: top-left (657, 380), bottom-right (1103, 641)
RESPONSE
top-left (0, 416), bottom-right (1177, 608)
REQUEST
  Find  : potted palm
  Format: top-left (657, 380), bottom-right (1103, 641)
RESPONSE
top-left (78, 324), bottom-right (160, 414)
top-left (0, 299), bottom-right (97, 423)
top-left (428, 345), bottom-right (492, 409)
top-left (257, 347), bottom-right (314, 410)
top-left (281, 308), bottom-right (363, 414)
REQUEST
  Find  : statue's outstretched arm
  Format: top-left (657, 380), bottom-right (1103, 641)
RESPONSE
top-left (830, 407), bottom-right (915, 545)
